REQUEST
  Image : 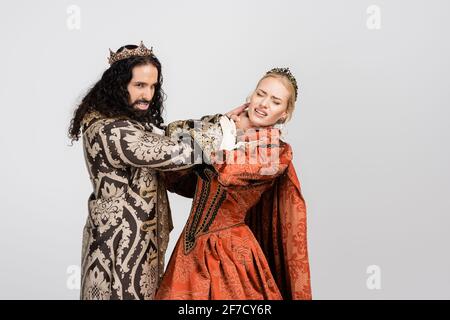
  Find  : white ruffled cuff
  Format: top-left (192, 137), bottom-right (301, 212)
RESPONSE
top-left (219, 115), bottom-right (237, 150)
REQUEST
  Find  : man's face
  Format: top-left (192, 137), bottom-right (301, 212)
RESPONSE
top-left (127, 63), bottom-right (158, 112)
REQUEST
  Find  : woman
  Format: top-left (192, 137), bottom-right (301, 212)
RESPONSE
top-left (156, 68), bottom-right (312, 300)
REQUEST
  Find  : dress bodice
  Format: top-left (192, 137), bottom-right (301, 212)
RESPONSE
top-left (183, 165), bottom-right (274, 254)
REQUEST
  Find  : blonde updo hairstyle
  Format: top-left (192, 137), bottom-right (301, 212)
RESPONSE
top-left (248, 70), bottom-right (298, 124)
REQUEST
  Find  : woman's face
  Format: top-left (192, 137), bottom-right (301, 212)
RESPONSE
top-left (247, 76), bottom-right (289, 127)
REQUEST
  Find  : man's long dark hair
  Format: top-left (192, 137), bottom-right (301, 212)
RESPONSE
top-left (68, 45), bottom-right (166, 143)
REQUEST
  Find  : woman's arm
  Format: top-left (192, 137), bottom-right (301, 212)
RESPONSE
top-left (211, 128), bottom-right (291, 187)
top-left (159, 168), bottom-right (198, 198)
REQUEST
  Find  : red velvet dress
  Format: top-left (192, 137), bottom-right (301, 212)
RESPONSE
top-left (155, 131), bottom-right (312, 300)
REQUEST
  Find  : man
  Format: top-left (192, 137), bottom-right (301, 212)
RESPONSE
top-left (69, 41), bottom-right (241, 299)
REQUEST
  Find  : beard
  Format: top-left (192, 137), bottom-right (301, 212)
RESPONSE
top-left (127, 99), bottom-right (151, 120)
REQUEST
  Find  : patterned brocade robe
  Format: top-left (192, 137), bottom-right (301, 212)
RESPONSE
top-left (80, 111), bottom-right (223, 300)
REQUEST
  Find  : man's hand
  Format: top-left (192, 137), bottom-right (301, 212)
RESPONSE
top-left (225, 103), bottom-right (251, 131)
top-left (225, 103), bottom-right (248, 121)
top-left (234, 111), bottom-right (252, 131)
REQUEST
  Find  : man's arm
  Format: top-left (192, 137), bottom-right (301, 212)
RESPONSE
top-left (99, 117), bottom-right (222, 171)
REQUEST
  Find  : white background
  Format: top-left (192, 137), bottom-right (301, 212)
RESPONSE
top-left (0, 0), bottom-right (449, 299)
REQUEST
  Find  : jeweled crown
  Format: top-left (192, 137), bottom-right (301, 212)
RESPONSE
top-left (266, 67), bottom-right (298, 101)
top-left (108, 41), bottom-right (153, 65)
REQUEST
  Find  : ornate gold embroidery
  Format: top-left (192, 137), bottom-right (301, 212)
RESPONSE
top-left (183, 168), bottom-right (227, 254)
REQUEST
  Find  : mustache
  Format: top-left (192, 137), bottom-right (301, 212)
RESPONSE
top-left (132, 99), bottom-right (151, 106)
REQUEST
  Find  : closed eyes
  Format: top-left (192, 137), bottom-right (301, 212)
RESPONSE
top-left (257, 90), bottom-right (282, 104)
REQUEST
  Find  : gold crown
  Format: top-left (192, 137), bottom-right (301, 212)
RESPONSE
top-left (108, 41), bottom-right (153, 65)
top-left (266, 67), bottom-right (298, 101)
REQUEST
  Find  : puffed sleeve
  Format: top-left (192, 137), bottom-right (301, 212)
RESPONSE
top-left (211, 128), bottom-right (291, 187)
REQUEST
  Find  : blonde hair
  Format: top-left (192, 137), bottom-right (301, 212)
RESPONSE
top-left (253, 73), bottom-right (297, 123)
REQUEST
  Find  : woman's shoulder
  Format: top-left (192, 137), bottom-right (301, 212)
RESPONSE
top-left (280, 140), bottom-right (292, 151)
